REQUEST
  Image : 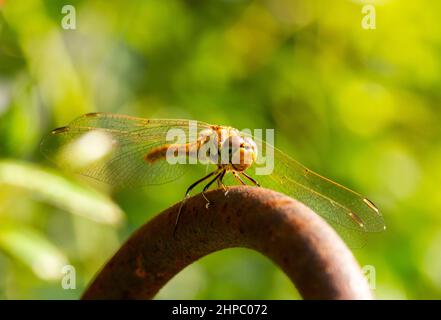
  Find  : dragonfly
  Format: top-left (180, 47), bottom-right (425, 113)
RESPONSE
top-left (41, 112), bottom-right (385, 246)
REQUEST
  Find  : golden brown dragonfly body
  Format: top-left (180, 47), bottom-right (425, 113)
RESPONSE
top-left (41, 112), bottom-right (385, 245)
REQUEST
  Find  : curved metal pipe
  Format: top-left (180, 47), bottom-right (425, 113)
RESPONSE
top-left (82, 186), bottom-right (372, 300)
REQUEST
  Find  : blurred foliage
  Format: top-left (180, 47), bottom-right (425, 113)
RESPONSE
top-left (0, 0), bottom-right (441, 299)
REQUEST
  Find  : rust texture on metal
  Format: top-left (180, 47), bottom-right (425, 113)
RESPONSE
top-left (82, 186), bottom-right (372, 300)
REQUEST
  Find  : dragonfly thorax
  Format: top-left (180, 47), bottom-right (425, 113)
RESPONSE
top-left (197, 127), bottom-right (257, 171)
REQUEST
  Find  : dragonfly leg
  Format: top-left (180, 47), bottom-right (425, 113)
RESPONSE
top-left (233, 171), bottom-right (246, 185)
top-left (174, 170), bottom-right (218, 237)
top-left (240, 171), bottom-right (260, 187)
top-left (202, 171), bottom-right (224, 208)
top-left (218, 170), bottom-right (229, 196)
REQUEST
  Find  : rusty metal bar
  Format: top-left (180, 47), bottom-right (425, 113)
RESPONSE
top-left (82, 186), bottom-right (372, 300)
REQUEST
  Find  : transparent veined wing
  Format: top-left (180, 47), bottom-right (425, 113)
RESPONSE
top-left (244, 135), bottom-right (385, 246)
top-left (41, 113), bottom-right (212, 189)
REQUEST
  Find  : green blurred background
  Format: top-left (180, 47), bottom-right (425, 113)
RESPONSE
top-left (0, 0), bottom-right (440, 299)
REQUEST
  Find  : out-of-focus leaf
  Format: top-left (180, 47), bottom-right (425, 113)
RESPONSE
top-left (0, 225), bottom-right (67, 280)
top-left (0, 160), bottom-right (124, 225)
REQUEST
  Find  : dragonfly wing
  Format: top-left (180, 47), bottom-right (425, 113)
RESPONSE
top-left (246, 137), bottom-right (385, 235)
top-left (41, 113), bottom-right (212, 188)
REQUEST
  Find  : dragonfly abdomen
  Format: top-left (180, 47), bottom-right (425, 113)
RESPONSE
top-left (145, 141), bottom-right (204, 164)
top-left (145, 144), bottom-right (185, 163)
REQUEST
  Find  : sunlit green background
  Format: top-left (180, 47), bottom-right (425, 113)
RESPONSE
top-left (1, 0), bottom-right (440, 299)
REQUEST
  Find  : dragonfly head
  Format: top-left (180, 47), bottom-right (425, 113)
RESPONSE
top-left (221, 134), bottom-right (258, 171)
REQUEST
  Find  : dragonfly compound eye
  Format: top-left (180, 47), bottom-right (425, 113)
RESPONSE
top-left (221, 135), bottom-right (256, 171)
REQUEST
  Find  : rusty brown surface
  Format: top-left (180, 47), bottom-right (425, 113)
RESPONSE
top-left (81, 186), bottom-right (373, 300)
